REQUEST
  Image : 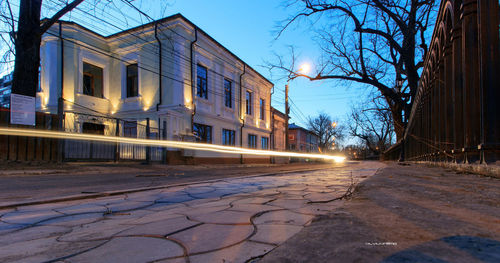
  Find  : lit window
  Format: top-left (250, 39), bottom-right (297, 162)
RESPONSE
top-left (83, 62), bottom-right (103, 98)
top-left (224, 79), bottom-right (232, 108)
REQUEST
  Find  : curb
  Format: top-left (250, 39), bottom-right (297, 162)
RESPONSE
top-left (0, 166), bottom-right (336, 210)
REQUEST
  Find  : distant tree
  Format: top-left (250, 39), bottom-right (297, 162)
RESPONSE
top-left (348, 95), bottom-right (395, 156)
top-left (307, 112), bottom-right (344, 152)
top-left (269, 0), bottom-right (437, 140)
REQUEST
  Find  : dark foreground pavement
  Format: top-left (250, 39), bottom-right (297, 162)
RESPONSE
top-left (260, 163), bottom-right (500, 263)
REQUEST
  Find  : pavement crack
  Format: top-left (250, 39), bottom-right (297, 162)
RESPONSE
top-left (157, 236), bottom-right (191, 263)
top-left (262, 197), bottom-right (278, 205)
top-left (165, 221), bottom-right (203, 237)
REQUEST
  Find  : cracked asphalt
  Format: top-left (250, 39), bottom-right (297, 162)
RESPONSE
top-left (0, 161), bottom-right (385, 263)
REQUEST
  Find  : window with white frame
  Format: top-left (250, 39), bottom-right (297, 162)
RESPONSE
top-left (261, 136), bottom-right (269, 150)
top-left (193, 123), bottom-right (212, 143)
top-left (224, 79), bottom-right (232, 108)
top-left (222, 129), bottom-right (235, 146)
top-left (83, 62), bottom-right (103, 98)
top-left (260, 98), bottom-right (265, 120)
top-left (246, 91), bottom-right (252, 115)
top-left (197, 64), bottom-right (208, 99)
top-left (248, 134), bottom-right (257, 148)
top-left (126, 63), bottom-right (138, 98)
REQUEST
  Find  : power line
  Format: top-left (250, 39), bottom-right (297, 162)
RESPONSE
top-left (43, 31), bottom-right (275, 113)
top-left (5, 1), bottom-right (277, 113)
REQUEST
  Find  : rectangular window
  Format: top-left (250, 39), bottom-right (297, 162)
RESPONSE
top-left (246, 91), bottom-right (252, 115)
top-left (83, 62), bottom-right (103, 98)
top-left (196, 64), bottom-right (208, 99)
top-left (126, 63), bottom-right (138, 98)
top-left (193, 123), bottom-right (212, 143)
top-left (261, 137), bottom-right (269, 150)
top-left (123, 121), bottom-right (137, 138)
top-left (260, 98), bottom-right (265, 120)
top-left (224, 79), bottom-right (232, 108)
top-left (248, 134), bottom-right (257, 149)
top-left (82, 122), bottom-right (105, 135)
top-left (222, 129), bottom-right (235, 146)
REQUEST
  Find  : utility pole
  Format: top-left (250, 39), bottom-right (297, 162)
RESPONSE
top-left (285, 84), bottom-right (289, 150)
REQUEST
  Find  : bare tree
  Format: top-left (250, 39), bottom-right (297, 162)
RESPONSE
top-left (0, 0), bottom-right (16, 72)
top-left (269, 0), bottom-right (437, 140)
top-left (8, 0), bottom-right (85, 97)
top-left (348, 95), bottom-right (395, 156)
top-left (3, 0), bottom-right (172, 97)
top-left (307, 112), bottom-right (344, 152)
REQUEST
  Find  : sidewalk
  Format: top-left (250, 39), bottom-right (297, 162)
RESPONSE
top-left (260, 162), bottom-right (500, 262)
top-left (0, 162), bottom-right (342, 208)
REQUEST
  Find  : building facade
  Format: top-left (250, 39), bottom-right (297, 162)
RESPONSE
top-left (271, 107), bottom-right (287, 151)
top-left (306, 132), bottom-right (319, 153)
top-left (288, 123), bottom-right (319, 153)
top-left (38, 14), bottom-right (273, 163)
top-left (271, 107), bottom-right (288, 163)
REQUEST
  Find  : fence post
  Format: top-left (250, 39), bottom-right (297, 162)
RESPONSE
top-left (146, 118), bottom-right (150, 164)
top-left (114, 119), bottom-right (120, 162)
top-left (57, 98), bottom-right (64, 163)
top-left (162, 120), bottom-right (167, 164)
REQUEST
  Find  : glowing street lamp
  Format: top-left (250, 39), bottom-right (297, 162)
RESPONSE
top-left (298, 63), bottom-right (311, 75)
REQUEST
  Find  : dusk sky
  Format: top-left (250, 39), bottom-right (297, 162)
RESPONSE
top-left (159, 0), bottom-right (369, 130)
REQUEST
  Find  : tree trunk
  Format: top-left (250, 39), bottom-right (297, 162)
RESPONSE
top-left (391, 103), bottom-right (405, 141)
top-left (11, 0), bottom-right (42, 97)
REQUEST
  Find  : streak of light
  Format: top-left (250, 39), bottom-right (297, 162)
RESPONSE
top-left (0, 127), bottom-right (346, 162)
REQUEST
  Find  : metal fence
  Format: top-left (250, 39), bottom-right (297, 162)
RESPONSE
top-left (391, 0), bottom-right (500, 164)
top-left (63, 112), bottom-right (166, 162)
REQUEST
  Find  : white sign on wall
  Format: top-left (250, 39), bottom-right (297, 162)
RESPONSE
top-left (10, 93), bottom-right (36, 126)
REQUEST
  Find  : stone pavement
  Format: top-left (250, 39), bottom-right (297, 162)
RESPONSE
top-left (260, 162), bottom-right (500, 263)
top-left (0, 161), bottom-right (385, 263)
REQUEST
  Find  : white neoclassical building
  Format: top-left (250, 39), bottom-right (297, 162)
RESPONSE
top-left (37, 14), bottom-right (273, 163)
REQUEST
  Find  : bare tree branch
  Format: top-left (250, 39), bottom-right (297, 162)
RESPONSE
top-left (269, 0), bottom-right (437, 141)
top-left (40, 0), bottom-right (85, 34)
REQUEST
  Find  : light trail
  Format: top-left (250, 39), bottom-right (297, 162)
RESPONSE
top-left (0, 127), bottom-right (346, 162)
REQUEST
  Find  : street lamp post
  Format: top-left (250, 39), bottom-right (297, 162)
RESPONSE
top-left (285, 83), bottom-right (290, 150)
top-left (284, 63), bottom-right (310, 151)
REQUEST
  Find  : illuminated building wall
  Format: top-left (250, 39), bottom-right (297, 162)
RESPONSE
top-left (37, 14), bottom-right (273, 162)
